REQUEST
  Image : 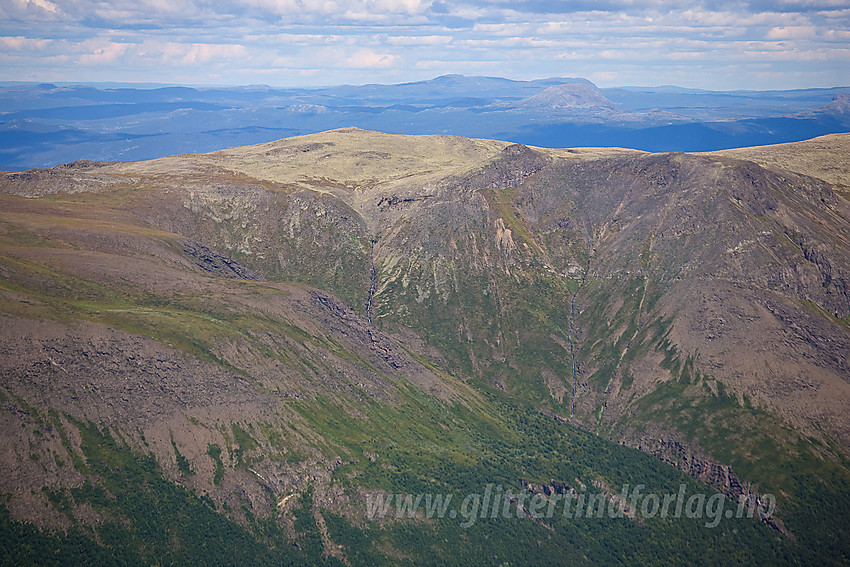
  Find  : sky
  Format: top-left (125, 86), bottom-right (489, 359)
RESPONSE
top-left (0, 0), bottom-right (848, 90)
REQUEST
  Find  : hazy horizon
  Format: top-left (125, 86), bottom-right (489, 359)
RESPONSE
top-left (1, 75), bottom-right (849, 92)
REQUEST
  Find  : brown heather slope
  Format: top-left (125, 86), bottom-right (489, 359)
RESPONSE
top-left (708, 132), bottom-right (850, 197)
top-left (1, 128), bottom-right (849, 557)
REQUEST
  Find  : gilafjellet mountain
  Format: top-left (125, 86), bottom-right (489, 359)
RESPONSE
top-left (1, 127), bottom-right (849, 565)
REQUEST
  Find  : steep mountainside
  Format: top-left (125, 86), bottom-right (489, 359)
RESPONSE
top-left (1, 129), bottom-right (849, 564)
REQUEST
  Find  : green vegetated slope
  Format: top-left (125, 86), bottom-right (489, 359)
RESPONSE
top-left (1, 129), bottom-right (849, 564)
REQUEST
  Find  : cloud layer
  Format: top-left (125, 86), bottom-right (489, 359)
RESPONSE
top-left (0, 0), bottom-right (847, 88)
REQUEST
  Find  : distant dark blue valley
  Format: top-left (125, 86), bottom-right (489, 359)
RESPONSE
top-left (1, 74), bottom-right (848, 170)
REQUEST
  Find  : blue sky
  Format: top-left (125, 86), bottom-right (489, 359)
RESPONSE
top-left (1, 0), bottom-right (848, 89)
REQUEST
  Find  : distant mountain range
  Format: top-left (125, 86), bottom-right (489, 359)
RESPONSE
top-left (1, 75), bottom-right (849, 170)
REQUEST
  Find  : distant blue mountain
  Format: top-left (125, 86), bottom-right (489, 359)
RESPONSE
top-left (1, 75), bottom-right (848, 170)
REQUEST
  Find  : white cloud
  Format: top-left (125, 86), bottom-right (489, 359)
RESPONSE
top-left (0, 35), bottom-right (52, 49)
top-left (77, 41), bottom-right (130, 64)
top-left (169, 42), bottom-right (248, 63)
top-left (386, 35), bottom-right (453, 46)
top-left (822, 29), bottom-right (850, 40)
top-left (29, 0), bottom-right (57, 12)
top-left (766, 25), bottom-right (818, 39)
top-left (0, 0), bottom-right (62, 21)
top-left (344, 48), bottom-right (398, 68)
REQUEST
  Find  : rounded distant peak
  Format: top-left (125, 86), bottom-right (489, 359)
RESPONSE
top-left (825, 92), bottom-right (850, 113)
top-left (432, 73), bottom-right (465, 81)
top-left (516, 83), bottom-right (613, 110)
